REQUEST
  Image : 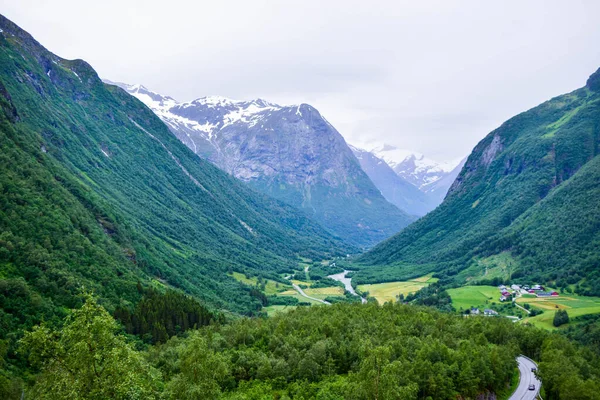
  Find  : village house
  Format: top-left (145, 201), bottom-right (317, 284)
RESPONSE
top-left (536, 291), bottom-right (559, 298)
top-left (484, 309), bottom-right (499, 316)
top-left (470, 307), bottom-right (480, 315)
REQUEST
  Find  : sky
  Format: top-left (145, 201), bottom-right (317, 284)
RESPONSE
top-left (2, 1), bottom-right (600, 162)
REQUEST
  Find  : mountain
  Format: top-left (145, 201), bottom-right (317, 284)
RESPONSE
top-left (0, 13), bottom-right (351, 327)
top-left (420, 158), bottom-right (467, 205)
top-left (110, 82), bottom-right (413, 247)
top-left (349, 145), bottom-right (437, 216)
top-left (371, 144), bottom-right (464, 193)
top-left (357, 68), bottom-right (600, 296)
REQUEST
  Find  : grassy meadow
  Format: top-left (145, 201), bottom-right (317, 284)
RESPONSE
top-left (518, 293), bottom-right (600, 329)
top-left (358, 273), bottom-right (438, 304)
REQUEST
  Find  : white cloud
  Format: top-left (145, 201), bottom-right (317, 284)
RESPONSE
top-left (2, 0), bottom-right (600, 161)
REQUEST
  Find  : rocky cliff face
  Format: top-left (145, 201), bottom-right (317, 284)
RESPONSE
top-left (108, 82), bottom-right (413, 247)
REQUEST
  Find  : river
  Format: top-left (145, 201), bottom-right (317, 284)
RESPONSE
top-left (328, 270), bottom-right (367, 304)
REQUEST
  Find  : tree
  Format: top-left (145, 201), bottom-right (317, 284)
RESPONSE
top-left (164, 331), bottom-right (230, 399)
top-left (20, 293), bottom-right (161, 400)
top-left (553, 310), bottom-right (570, 327)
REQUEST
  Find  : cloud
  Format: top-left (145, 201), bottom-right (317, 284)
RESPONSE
top-left (2, 0), bottom-right (600, 161)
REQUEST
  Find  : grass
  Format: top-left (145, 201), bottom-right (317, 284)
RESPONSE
top-left (447, 285), bottom-right (501, 312)
top-left (357, 274), bottom-right (438, 305)
top-left (291, 279), bottom-right (312, 287)
top-left (517, 293), bottom-right (600, 330)
top-left (229, 272), bottom-right (290, 295)
top-left (276, 291), bottom-right (323, 305)
top-left (304, 287), bottom-right (344, 300)
top-left (458, 252), bottom-right (517, 283)
top-left (263, 305), bottom-right (297, 316)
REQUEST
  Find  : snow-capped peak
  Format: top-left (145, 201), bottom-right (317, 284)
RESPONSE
top-left (363, 143), bottom-right (464, 189)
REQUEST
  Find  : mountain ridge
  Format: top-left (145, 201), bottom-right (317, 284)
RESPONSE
top-left (356, 69), bottom-right (600, 295)
top-left (110, 80), bottom-right (414, 247)
top-left (0, 13), bottom-right (350, 322)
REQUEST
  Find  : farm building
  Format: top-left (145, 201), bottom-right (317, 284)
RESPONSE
top-left (536, 291), bottom-right (559, 298)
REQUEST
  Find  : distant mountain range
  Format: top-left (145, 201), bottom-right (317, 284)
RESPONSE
top-left (350, 144), bottom-right (466, 215)
top-left (109, 81), bottom-right (413, 247)
top-left (358, 67), bottom-right (600, 296)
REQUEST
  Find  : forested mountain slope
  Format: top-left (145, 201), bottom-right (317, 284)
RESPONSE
top-left (114, 82), bottom-right (414, 247)
top-left (358, 68), bottom-right (600, 294)
top-left (0, 12), bottom-right (350, 329)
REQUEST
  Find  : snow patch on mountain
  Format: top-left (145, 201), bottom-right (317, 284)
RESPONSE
top-left (369, 144), bottom-right (463, 190)
top-left (105, 80), bottom-right (283, 143)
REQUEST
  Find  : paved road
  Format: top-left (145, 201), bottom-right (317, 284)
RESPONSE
top-left (291, 283), bottom-right (330, 305)
top-left (509, 356), bottom-right (541, 400)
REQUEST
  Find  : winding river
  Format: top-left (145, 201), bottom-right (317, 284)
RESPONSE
top-left (328, 270), bottom-right (367, 304)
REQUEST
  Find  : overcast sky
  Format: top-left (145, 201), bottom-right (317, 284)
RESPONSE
top-left (2, 1), bottom-right (600, 161)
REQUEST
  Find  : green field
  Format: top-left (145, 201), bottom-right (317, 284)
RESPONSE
top-left (276, 290), bottom-right (323, 305)
top-left (517, 293), bottom-right (600, 330)
top-left (358, 274), bottom-right (438, 304)
top-left (229, 272), bottom-right (290, 295)
top-left (262, 305), bottom-right (297, 316)
top-left (457, 252), bottom-right (518, 283)
top-left (304, 287), bottom-right (345, 300)
top-left (447, 285), bottom-right (501, 312)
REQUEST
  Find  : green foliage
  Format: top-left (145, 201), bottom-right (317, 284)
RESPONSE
top-left (11, 295), bottom-right (600, 399)
top-left (0, 14), bottom-right (349, 325)
top-left (114, 288), bottom-right (222, 344)
top-left (163, 332), bottom-right (230, 399)
top-left (151, 302), bottom-right (527, 399)
top-left (20, 294), bottom-right (162, 399)
top-left (553, 309), bottom-right (570, 327)
top-left (404, 283), bottom-right (454, 312)
top-left (357, 70), bottom-right (600, 295)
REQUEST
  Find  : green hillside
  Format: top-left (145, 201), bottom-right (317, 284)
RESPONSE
top-left (0, 12), bottom-right (350, 338)
top-left (357, 68), bottom-right (600, 294)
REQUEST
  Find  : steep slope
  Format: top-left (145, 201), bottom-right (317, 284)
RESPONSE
top-left (0, 14), bottom-right (350, 322)
top-left (358, 68), bottom-right (600, 295)
top-left (371, 144), bottom-right (464, 191)
top-left (111, 82), bottom-right (413, 247)
top-left (350, 145), bottom-right (436, 216)
top-left (420, 158), bottom-right (467, 206)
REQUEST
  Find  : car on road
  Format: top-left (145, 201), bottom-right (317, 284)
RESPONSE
top-left (528, 384), bottom-right (536, 391)
top-left (531, 367), bottom-right (537, 372)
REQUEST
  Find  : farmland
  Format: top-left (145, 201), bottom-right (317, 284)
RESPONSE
top-left (358, 274), bottom-right (438, 304)
top-left (518, 293), bottom-right (600, 329)
top-left (447, 285), bottom-right (501, 312)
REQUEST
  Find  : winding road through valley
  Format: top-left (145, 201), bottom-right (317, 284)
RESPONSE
top-left (509, 356), bottom-right (541, 400)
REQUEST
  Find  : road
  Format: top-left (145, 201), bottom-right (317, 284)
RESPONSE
top-left (509, 355), bottom-right (541, 400)
top-left (291, 283), bottom-right (330, 305)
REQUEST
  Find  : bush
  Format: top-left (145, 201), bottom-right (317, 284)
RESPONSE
top-left (553, 309), bottom-right (570, 327)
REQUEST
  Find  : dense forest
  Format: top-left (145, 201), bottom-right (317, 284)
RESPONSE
top-left (4, 294), bottom-right (598, 399)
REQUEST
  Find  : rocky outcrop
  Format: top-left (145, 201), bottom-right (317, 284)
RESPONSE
top-left (107, 82), bottom-right (413, 247)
